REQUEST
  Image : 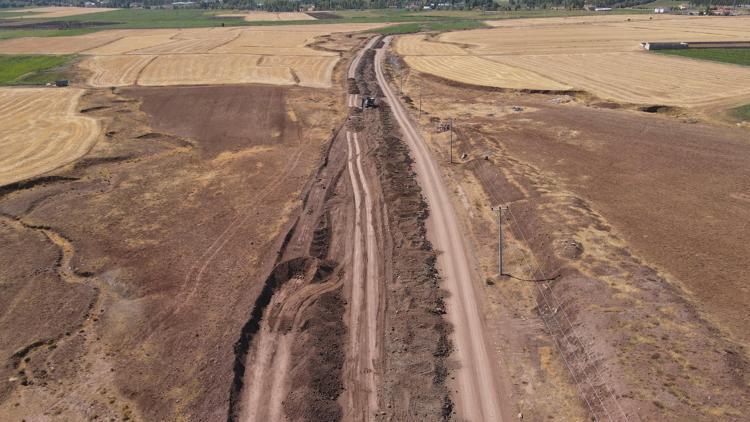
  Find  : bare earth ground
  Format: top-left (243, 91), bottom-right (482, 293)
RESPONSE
top-left (390, 51), bottom-right (750, 420)
top-left (0, 82), bottom-right (342, 421)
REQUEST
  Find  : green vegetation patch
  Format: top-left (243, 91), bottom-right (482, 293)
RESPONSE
top-left (655, 48), bottom-right (750, 67)
top-left (0, 28), bottom-right (98, 41)
top-left (370, 19), bottom-right (486, 35)
top-left (730, 103), bottom-right (750, 122)
top-left (0, 7), bottom-right (650, 40)
top-left (0, 55), bottom-right (75, 85)
top-left (0, 9), bottom-right (42, 19)
top-left (60, 9), bottom-right (247, 28)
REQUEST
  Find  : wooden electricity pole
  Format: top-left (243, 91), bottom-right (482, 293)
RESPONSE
top-left (492, 206), bottom-right (505, 276)
top-left (449, 117), bottom-right (453, 164)
top-left (498, 206), bottom-right (504, 275)
top-left (418, 83), bottom-right (422, 120)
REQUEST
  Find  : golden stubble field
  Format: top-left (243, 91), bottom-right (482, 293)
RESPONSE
top-left (0, 88), bottom-right (99, 186)
top-left (395, 15), bottom-right (750, 107)
top-left (0, 23), bottom-right (384, 88)
top-left (215, 11), bottom-right (316, 21)
top-left (0, 6), bottom-right (117, 19)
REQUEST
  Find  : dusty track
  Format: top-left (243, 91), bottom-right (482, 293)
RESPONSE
top-left (343, 130), bottom-right (380, 420)
top-left (375, 38), bottom-right (511, 422)
top-left (234, 36), bottom-right (387, 422)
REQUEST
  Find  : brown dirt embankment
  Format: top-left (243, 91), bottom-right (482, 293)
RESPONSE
top-left (0, 82), bottom-right (341, 421)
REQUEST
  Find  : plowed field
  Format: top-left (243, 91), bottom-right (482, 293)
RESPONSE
top-left (396, 15), bottom-right (750, 107)
top-left (0, 88), bottom-right (99, 185)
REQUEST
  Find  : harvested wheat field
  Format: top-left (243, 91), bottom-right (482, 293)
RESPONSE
top-left (0, 6), bottom-right (117, 19)
top-left (78, 55), bottom-right (157, 87)
top-left (216, 11), bottom-right (316, 21)
top-left (396, 15), bottom-right (750, 107)
top-left (0, 30), bottom-right (128, 54)
top-left (0, 24), bottom-right (384, 88)
top-left (0, 88), bottom-right (99, 186)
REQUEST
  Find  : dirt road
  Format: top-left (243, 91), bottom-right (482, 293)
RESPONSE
top-left (344, 130), bottom-right (380, 420)
top-left (375, 38), bottom-right (510, 422)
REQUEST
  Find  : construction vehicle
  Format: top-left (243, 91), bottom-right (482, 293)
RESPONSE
top-left (360, 96), bottom-right (377, 109)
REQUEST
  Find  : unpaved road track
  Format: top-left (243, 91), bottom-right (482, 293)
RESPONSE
top-left (343, 35), bottom-right (384, 421)
top-left (344, 130), bottom-right (380, 420)
top-left (347, 36), bottom-right (380, 109)
top-left (375, 38), bottom-right (510, 422)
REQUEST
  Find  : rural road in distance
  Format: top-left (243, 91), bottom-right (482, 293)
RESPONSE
top-left (374, 37), bottom-right (511, 422)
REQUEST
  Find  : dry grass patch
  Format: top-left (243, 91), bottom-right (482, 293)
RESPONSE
top-left (0, 87), bottom-right (99, 185)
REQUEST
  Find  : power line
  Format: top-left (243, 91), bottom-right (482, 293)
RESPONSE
top-left (500, 207), bottom-right (611, 422)
top-left (506, 205), bottom-right (632, 422)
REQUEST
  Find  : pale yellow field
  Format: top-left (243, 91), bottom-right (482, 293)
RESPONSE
top-left (0, 31), bottom-right (127, 54)
top-left (1, 6), bottom-right (117, 19)
top-left (0, 88), bottom-right (99, 186)
top-left (216, 11), bottom-right (316, 21)
top-left (396, 15), bottom-right (750, 107)
top-left (137, 54), bottom-right (295, 86)
top-left (404, 56), bottom-right (570, 91)
top-left (83, 31), bottom-right (180, 55)
top-left (78, 55), bottom-right (156, 87)
top-left (0, 23), bottom-right (383, 88)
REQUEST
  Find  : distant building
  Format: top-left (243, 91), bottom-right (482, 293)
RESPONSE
top-left (594, 7), bottom-right (612, 11)
top-left (172, 1), bottom-right (198, 8)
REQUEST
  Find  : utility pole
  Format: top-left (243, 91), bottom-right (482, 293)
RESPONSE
top-left (449, 117), bottom-right (453, 164)
top-left (493, 206), bottom-right (505, 276)
top-left (418, 83), bottom-right (422, 120)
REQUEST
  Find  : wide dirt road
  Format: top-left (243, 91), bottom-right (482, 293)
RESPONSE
top-left (375, 38), bottom-right (510, 422)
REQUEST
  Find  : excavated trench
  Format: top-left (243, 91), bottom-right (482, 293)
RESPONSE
top-left (229, 36), bottom-right (455, 421)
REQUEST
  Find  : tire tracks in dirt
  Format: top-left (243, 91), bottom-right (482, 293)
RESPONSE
top-left (375, 37), bottom-right (513, 422)
top-left (232, 35), bottom-right (386, 422)
top-left (142, 147), bottom-right (305, 342)
top-left (344, 130), bottom-right (380, 420)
